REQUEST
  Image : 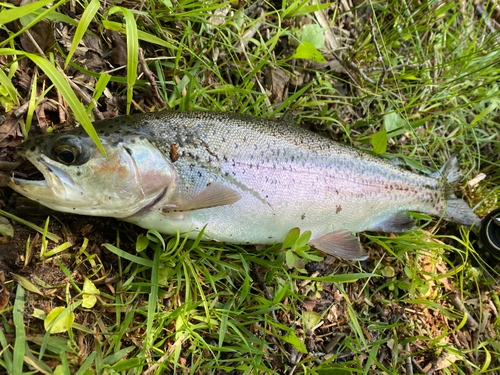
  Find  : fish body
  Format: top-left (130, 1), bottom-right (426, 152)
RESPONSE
top-left (8, 111), bottom-right (480, 260)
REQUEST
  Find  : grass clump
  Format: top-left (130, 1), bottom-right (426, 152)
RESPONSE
top-left (0, 0), bottom-right (499, 374)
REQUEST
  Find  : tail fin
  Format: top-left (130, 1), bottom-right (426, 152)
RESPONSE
top-left (433, 156), bottom-right (482, 226)
top-left (442, 198), bottom-right (482, 226)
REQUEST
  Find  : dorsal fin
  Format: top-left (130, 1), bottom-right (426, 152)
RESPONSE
top-left (429, 155), bottom-right (462, 184)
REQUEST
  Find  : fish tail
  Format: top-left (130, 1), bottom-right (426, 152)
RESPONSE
top-left (441, 197), bottom-right (481, 226)
top-left (434, 156), bottom-right (481, 226)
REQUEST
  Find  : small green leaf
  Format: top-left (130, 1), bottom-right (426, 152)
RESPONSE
top-left (417, 284), bottom-right (430, 295)
top-left (300, 24), bottom-right (325, 49)
top-left (371, 130), bottom-right (387, 154)
top-left (285, 250), bottom-right (304, 269)
top-left (43, 241), bottom-right (71, 258)
top-left (44, 306), bottom-right (75, 334)
top-left (136, 234), bottom-right (149, 252)
top-left (296, 250), bottom-right (322, 261)
top-left (304, 311), bottom-right (321, 329)
top-left (0, 216), bottom-right (14, 237)
top-left (281, 331), bottom-right (307, 353)
top-left (273, 285), bottom-right (288, 303)
top-left (158, 266), bottom-right (174, 285)
top-left (291, 41), bottom-right (326, 63)
top-left (404, 266), bottom-right (413, 279)
top-left (381, 265), bottom-right (395, 278)
top-left (82, 278), bottom-right (100, 309)
top-left (294, 230), bottom-right (311, 249)
top-left (32, 308), bottom-right (46, 320)
top-left (282, 228), bottom-right (300, 249)
top-left (286, 250), bottom-right (296, 269)
top-left (0, 96), bottom-right (13, 111)
top-left (384, 111), bottom-right (405, 134)
top-left (397, 280), bottom-right (410, 290)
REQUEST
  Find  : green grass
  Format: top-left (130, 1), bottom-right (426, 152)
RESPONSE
top-left (0, 0), bottom-right (499, 374)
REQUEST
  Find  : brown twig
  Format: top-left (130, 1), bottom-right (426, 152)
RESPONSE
top-left (56, 88), bottom-right (66, 123)
top-left (13, 98), bottom-right (47, 118)
top-left (25, 30), bottom-right (46, 56)
top-left (411, 357), bottom-right (426, 374)
top-left (404, 343), bottom-right (413, 375)
top-left (448, 292), bottom-right (479, 331)
top-left (138, 48), bottom-right (167, 109)
top-left (426, 349), bottom-right (449, 375)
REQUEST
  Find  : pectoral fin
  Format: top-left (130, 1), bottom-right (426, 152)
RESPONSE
top-left (309, 230), bottom-right (368, 261)
top-left (162, 182), bottom-right (241, 213)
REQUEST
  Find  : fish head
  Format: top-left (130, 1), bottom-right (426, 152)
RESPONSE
top-left (8, 131), bottom-right (176, 218)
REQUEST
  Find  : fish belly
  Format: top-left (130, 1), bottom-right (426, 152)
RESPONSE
top-left (128, 159), bottom-right (439, 244)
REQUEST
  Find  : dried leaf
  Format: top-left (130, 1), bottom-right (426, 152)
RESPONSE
top-left (12, 273), bottom-right (44, 296)
top-left (19, 20), bottom-right (55, 53)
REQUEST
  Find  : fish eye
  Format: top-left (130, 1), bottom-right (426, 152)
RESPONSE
top-left (48, 135), bottom-right (90, 165)
top-left (55, 147), bottom-right (77, 164)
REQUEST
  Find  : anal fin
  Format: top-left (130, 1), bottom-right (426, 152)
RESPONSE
top-left (370, 212), bottom-right (416, 233)
top-left (309, 230), bottom-right (368, 261)
top-left (162, 182), bottom-right (241, 213)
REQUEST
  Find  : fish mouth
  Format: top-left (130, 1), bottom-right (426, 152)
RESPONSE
top-left (8, 156), bottom-right (74, 200)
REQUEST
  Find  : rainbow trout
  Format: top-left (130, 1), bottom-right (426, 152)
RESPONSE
top-left (8, 111), bottom-right (480, 260)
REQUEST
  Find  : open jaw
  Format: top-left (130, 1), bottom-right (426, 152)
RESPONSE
top-left (8, 157), bottom-right (75, 201)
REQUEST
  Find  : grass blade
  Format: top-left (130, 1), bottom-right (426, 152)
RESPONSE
top-left (0, 0), bottom-right (53, 26)
top-left (0, 0), bottom-right (67, 48)
top-left (12, 286), bottom-right (25, 375)
top-left (0, 49), bottom-right (107, 156)
top-left (87, 73), bottom-right (111, 114)
top-left (0, 209), bottom-right (61, 242)
top-left (0, 327), bottom-right (13, 374)
top-left (0, 67), bottom-right (19, 105)
top-left (103, 19), bottom-right (176, 48)
top-left (24, 70), bottom-right (37, 137)
top-left (107, 7), bottom-right (138, 114)
top-left (65, 0), bottom-right (101, 68)
top-left (145, 244), bottom-right (160, 348)
top-left (103, 244), bottom-right (154, 267)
